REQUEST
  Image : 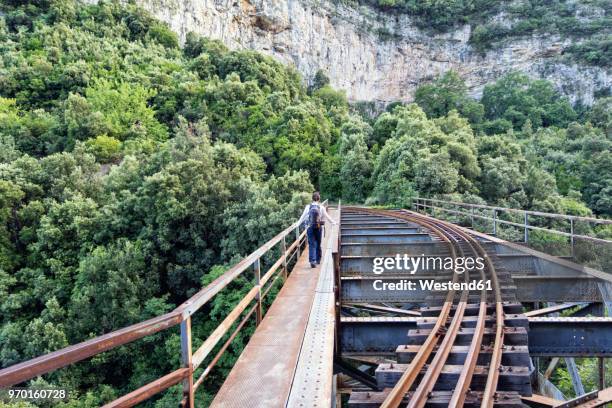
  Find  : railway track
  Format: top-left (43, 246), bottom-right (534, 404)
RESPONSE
top-left (343, 208), bottom-right (531, 408)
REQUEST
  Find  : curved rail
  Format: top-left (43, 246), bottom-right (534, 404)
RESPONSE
top-left (348, 208), bottom-right (505, 408)
top-left (408, 210), bottom-right (505, 408)
top-left (364, 211), bottom-right (461, 408)
top-left (410, 210), bottom-right (505, 408)
top-left (407, 225), bottom-right (474, 408)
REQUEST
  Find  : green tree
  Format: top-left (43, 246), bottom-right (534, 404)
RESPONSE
top-left (414, 71), bottom-right (484, 124)
top-left (339, 116), bottom-right (372, 202)
top-left (481, 72), bottom-right (577, 131)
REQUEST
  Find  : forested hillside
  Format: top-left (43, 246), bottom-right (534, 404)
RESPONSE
top-left (0, 0), bottom-right (610, 405)
top-left (347, 0), bottom-right (610, 65)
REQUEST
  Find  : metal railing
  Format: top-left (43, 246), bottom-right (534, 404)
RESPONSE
top-left (0, 201), bottom-right (327, 407)
top-left (413, 197), bottom-right (612, 257)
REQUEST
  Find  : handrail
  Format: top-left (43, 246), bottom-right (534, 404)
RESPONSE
top-left (414, 198), bottom-right (612, 247)
top-left (0, 200), bottom-right (328, 407)
top-left (415, 197), bottom-right (612, 225)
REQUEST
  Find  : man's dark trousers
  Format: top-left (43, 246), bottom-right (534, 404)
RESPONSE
top-left (307, 226), bottom-right (322, 264)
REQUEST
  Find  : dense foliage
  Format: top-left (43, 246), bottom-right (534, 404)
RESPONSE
top-left (342, 0), bottom-right (610, 67)
top-left (0, 0), bottom-right (610, 406)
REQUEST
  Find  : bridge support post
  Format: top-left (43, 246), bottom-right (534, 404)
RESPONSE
top-left (565, 357), bottom-right (585, 396)
top-left (180, 317), bottom-right (195, 408)
top-left (254, 258), bottom-right (262, 325)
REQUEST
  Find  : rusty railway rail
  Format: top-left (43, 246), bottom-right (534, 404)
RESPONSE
top-left (371, 211), bottom-right (461, 407)
top-left (406, 220), bottom-right (474, 408)
top-left (345, 208), bottom-right (507, 408)
top-left (0, 201), bottom-right (328, 407)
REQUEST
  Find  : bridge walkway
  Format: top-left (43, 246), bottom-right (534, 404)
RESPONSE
top-left (210, 209), bottom-right (338, 408)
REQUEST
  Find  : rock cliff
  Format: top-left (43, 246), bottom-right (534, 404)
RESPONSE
top-left (106, 0), bottom-right (610, 105)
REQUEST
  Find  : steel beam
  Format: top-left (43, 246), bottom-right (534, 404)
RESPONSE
top-left (340, 316), bottom-right (612, 356)
top-left (341, 275), bottom-right (602, 303)
top-left (341, 242), bottom-right (449, 257)
top-left (528, 317), bottom-right (612, 357)
top-left (340, 317), bottom-right (417, 353)
top-left (342, 228), bottom-right (422, 235)
top-left (524, 303), bottom-right (588, 317)
top-left (333, 358), bottom-right (379, 390)
top-left (512, 275), bottom-right (602, 302)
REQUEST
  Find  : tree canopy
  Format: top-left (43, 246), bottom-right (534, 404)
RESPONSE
top-left (0, 0), bottom-right (610, 405)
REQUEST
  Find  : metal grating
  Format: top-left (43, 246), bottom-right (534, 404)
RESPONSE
top-left (286, 219), bottom-right (337, 408)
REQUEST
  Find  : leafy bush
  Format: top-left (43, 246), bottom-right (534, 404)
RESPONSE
top-left (84, 135), bottom-right (122, 163)
top-left (565, 37), bottom-right (611, 66)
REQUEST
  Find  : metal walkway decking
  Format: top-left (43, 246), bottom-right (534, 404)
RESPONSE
top-left (210, 210), bottom-right (338, 408)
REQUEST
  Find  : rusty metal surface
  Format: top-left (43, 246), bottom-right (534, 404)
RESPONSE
top-left (0, 202), bottom-right (325, 406)
top-left (102, 368), bottom-right (190, 408)
top-left (286, 220), bottom-right (338, 408)
top-left (342, 208), bottom-right (509, 408)
top-left (210, 210), bottom-right (338, 408)
top-left (343, 303), bottom-right (422, 316)
top-left (521, 393), bottom-right (564, 407)
top-left (368, 211), bottom-right (459, 408)
top-left (0, 311), bottom-right (183, 388)
top-left (562, 387), bottom-right (612, 407)
top-left (524, 302), bottom-right (589, 317)
top-left (447, 214), bottom-right (612, 283)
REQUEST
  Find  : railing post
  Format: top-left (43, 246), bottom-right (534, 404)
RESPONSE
top-left (524, 212), bottom-right (529, 244)
top-left (493, 209), bottom-right (497, 236)
top-left (180, 318), bottom-right (194, 408)
top-left (281, 235), bottom-right (288, 281)
top-left (254, 258), bottom-right (262, 325)
top-left (295, 225), bottom-right (301, 258)
top-left (570, 218), bottom-right (575, 259)
top-left (470, 206), bottom-right (475, 229)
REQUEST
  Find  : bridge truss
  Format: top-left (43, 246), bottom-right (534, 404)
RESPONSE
top-left (1, 200), bottom-right (611, 407)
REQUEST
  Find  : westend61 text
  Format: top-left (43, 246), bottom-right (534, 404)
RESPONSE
top-left (372, 254), bottom-right (485, 275)
top-left (373, 279), bottom-right (493, 292)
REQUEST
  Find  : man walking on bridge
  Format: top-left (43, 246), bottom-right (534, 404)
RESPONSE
top-left (298, 192), bottom-right (336, 268)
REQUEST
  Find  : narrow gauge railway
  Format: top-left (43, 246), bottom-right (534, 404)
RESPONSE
top-left (344, 208), bottom-right (529, 408)
top-left (2, 205), bottom-right (611, 408)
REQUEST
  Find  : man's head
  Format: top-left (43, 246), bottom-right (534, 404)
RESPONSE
top-left (312, 191), bottom-right (321, 202)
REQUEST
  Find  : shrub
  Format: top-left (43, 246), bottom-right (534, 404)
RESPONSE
top-left (84, 135), bottom-right (122, 163)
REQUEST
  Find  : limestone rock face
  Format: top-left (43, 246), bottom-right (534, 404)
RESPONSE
top-left (97, 0), bottom-right (610, 105)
